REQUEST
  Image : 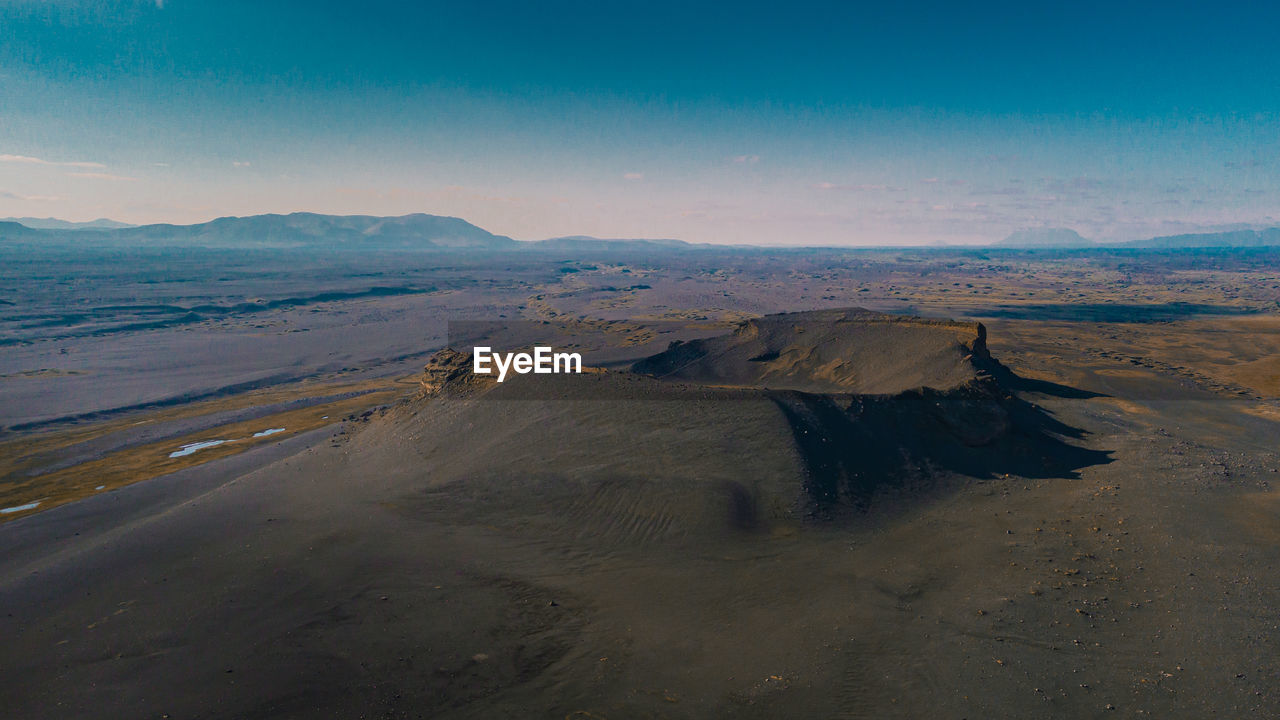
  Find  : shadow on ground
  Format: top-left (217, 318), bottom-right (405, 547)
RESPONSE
top-left (770, 372), bottom-right (1113, 515)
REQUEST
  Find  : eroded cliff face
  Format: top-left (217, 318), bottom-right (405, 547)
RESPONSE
top-left (625, 309), bottom-right (1086, 512)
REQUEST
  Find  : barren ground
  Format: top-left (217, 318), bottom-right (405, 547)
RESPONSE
top-left (2, 246), bottom-right (1279, 718)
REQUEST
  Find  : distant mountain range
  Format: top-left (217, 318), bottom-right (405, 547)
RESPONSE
top-left (1127, 227), bottom-right (1280, 248)
top-left (3, 213), bottom-right (1279, 251)
top-left (534, 235), bottom-right (696, 251)
top-left (0, 213), bottom-right (519, 250)
top-left (0, 213), bottom-right (705, 252)
top-left (997, 226), bottom-right (1280, 249)
top-left (0, 217), bottom-right (137, 230)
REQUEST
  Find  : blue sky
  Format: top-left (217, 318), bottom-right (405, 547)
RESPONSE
top-left (2, 0), bottom-right (1278, 244)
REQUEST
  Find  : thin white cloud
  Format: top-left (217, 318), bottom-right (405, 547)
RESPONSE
top-left (0, 154), bottom-right (105, 169)
top-left (232, 161), bottom-right (251, 168)
top-left (67, 172), bottom-right (137, 182)
top-left (623, 172), bottom-right (644, 181)
top-left (0, 190), bottom-right (59, 201)
top-left (814, 182), bottom-right (904, 192)
top-left (733, 155), bottom-right (760, 164)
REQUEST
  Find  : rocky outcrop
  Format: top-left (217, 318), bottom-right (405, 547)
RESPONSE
top-left (418, 348), bottom-right (495, 396)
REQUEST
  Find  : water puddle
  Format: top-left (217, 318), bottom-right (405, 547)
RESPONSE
top-left (168, 427), bottom-right (289, 459)
top-left (169, 439), bottom-right (228, 458)
top-left (1, 500), bottom-right (42, 514)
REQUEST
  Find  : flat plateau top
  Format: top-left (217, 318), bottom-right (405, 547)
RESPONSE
top-left (632, 308), bottom-right (988, 395)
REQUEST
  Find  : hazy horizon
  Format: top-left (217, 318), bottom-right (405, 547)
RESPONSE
top-left (3, 1), bottom-right (1279, 245)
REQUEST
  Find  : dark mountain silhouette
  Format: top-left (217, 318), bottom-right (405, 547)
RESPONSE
top-left (996, 227), bottom-right (1093, 248)
top-left (0, 212), bottom-right (517, 250)
top-left (529, 235), bottom-right (694, 251)
top-left (1, 217), bottom-right (135, 230)
top-left (0, 221), bottom-right (41, 238)
top-left (1125, 227), bottom-right (1280, 248)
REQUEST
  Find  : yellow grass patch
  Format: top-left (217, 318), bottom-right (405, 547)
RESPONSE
top-left (0, 382), bottom-right (411, 522)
